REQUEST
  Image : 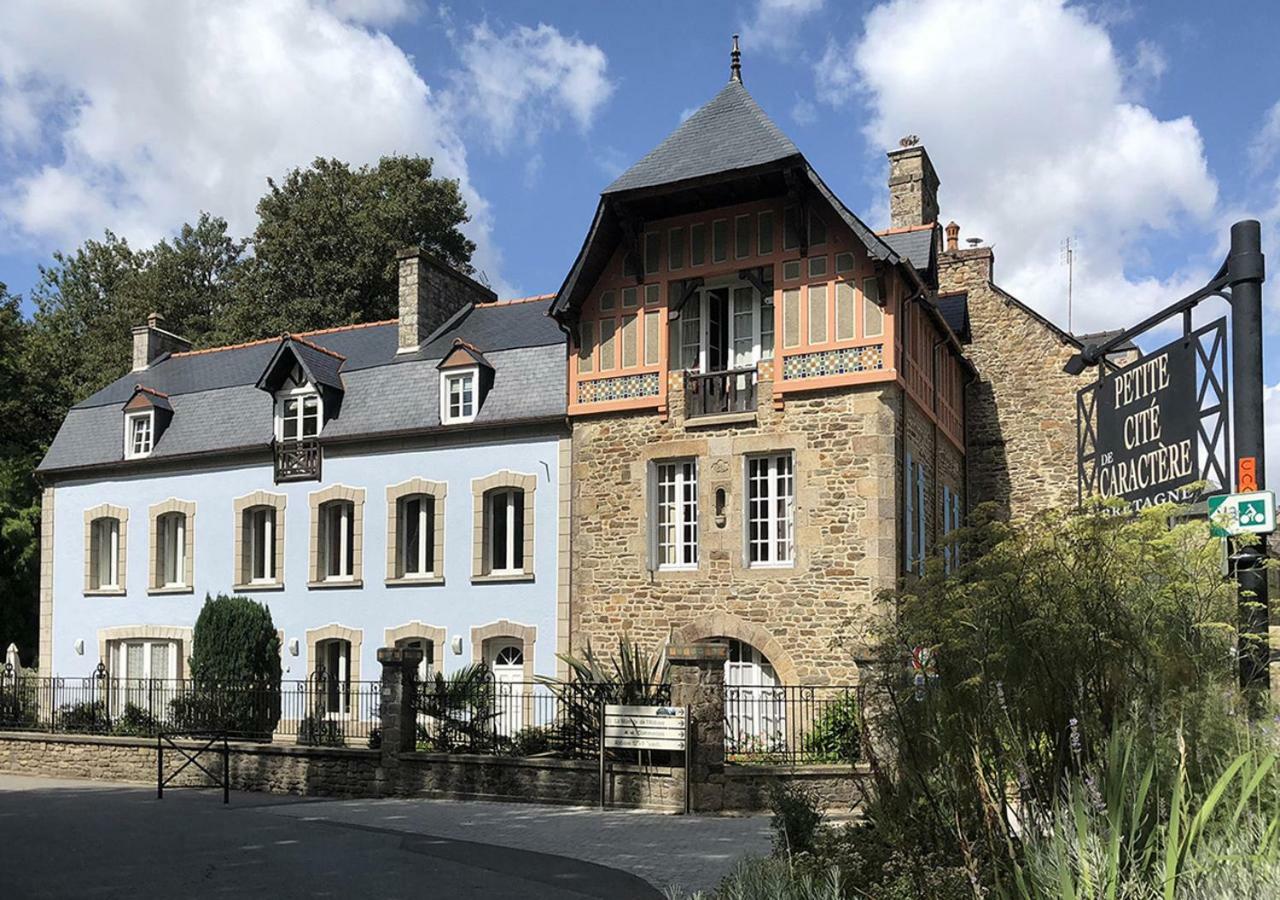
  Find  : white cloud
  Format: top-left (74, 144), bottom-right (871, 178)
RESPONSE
top-left (0, 2), bottom-right (614, 296)
top-left (791, 95), bottom-right (817, 126)
top-left (742, 0), bottom-right (825, 52)
top-left (448, 22), bottom-right (613, 152)
top-left (824, 0), bottom-right (1219, 334)
top-left (1249, 100), bottom-right (1280, 174)
top-left (1266, 382), bottom-right (1280, 485)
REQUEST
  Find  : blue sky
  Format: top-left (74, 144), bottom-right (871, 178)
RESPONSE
top-left (2, 0), bottom-right (1279, 449)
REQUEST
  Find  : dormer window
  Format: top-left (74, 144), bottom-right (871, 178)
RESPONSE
top-left (125, 411), bottom-right (154, 459)
top-left (437, 339), bottom-right (493, 426)
top-left (442, 368), bottom-right (477, 424)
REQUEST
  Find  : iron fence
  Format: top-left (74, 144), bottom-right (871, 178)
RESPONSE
top-left (0, 672), bottom-right (380, 746)
top-left (415, 679), bottom-right (672, 759)
top-left (724, 684), bottom-right (861, 766)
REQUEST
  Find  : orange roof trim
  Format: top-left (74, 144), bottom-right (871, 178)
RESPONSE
top-left (170, 318), bottom-right (397, 359)
top-left (132, 384), bottom-right (171, 399)
top-left (284, 333), bottom-right (347, 362)
top-left (876, 224), bottom-right (936, 235)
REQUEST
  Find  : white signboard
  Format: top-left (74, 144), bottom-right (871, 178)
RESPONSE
top-left (604, 705), bottom-right (687, 751)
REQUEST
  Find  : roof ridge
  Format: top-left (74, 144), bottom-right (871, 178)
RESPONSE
top-left (285, 333), bottom-right (348, 362)
top-left (170, 318), bottom-right (397, 358)
top-left (496, 293), bottom-right (555, 305)
top-left (132, 384), bottom-right (171, 399)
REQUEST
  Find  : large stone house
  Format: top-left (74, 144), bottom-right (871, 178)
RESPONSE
top-left (36, 249), bottom-right (569, 700)
top-left (34, 48), bottom-right (1092, 701)
top-left (550, 62), bottom-right (1090, 688)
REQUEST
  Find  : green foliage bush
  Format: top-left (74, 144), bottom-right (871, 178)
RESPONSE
top-left (56, 700), bottom-right (107, 732)
top-left (416, 664), bottom-right (499, 753)
top-left (185, 594), bottom-right (282, 737)
top-left (110, 702), bottom-right (159, 737)
top-left (768, 781), bottom-right (826, 857)
top-left (802, 693), bottom-right (860, 764)
top-left (504, 726), bottom-right (553, 757)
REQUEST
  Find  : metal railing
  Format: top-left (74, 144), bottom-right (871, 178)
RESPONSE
top-left (415, 679), bottom-right (672, 759)
top-left (684, 367), bottom-right (758, 418)
top-left (724, 684), bottom-right (861, 766)
top-left (273, 437), bottom-right (321, 483)
top-left (0, 673), bottom-right (380, 746)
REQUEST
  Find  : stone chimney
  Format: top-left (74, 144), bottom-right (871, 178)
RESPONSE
top-left (397, 247), bottom-right (497, 354)
top-left (131, 312), bottom-right (191, 372)
top-left (886, 138), bottom-right (940, 230)
top-left (945, 221), bottom-right (960, 252)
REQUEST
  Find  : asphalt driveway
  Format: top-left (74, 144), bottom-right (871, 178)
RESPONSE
top-left (0, 775), bottom-right (771, 897)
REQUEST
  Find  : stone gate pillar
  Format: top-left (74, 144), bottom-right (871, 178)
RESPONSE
top-left (667, 642), bottom-right (727, 813)
top-left (377, 646), bottom-right (422, 791)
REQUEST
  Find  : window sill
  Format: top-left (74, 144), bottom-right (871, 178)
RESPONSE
top-left (148, 585), bottom-right (194, 596)
top-left (386, 575), bottom-right (445, 587)
top-left (307, 579), bottom-right (364, 590)
top-left (471, 572), bottom-right (535, 585)
top-left (684, 410), bottom-right (757, 429)
top-left (653, 566), bottom-right (699, 578)
top-left (84, 588), bottom-right (126, 597)
top-left (233, 582), bottom-right (285, 593)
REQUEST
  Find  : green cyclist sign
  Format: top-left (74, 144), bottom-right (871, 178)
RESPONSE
top-left (1207, 491), bottom-right (1276, 537)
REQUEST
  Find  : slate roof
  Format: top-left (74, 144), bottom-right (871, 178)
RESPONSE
top-left (937, 292), bottom-right (971, 343)
top-left (39, 298), bottom-right (566, 476)
top-left (880, 228), bottom-right (936, 275)
top-left (605, 81), bottom-right (801, 194)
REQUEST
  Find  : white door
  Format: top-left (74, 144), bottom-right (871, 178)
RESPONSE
top-left (488, 643), bottom-right (524, 737)
top-left (723, 639), bottom-right (784, 753)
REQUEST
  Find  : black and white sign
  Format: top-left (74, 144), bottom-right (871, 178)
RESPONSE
top-left (1087, 333), bottom-right (1200, 509)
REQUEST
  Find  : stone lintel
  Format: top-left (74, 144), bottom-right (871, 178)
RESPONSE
top-left (667, 642), bottom-right (728, 663)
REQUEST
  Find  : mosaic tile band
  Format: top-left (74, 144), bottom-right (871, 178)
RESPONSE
top-left (782, 344), bottom-right (885, 380)
top-left (577, 372), bottom-right (662, 403)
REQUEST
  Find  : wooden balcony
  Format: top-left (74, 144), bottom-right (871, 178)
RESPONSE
top-left (273, 438), bottom-right (321, 483)
top-left (684, 367), bottom-right (758, 419)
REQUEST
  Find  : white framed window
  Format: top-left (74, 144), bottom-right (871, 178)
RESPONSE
top-left (442, 368), bottom-right (478, 424)
top-left (125, 411), bottom-right (154, 459)
top-left (89, 517), bottom-right (120, 590)
top-left (246, 507), bottom-right (276, 583)
top-left (484, 488), bottom-right (525, 575)
top-left (276, 388), bottom-right (322, 441)
top-left (746, 453), bottom-right (795, 567)
top-left (319, 500), bottom-right (355, 581)
top-left (397, 494), bottom-right (436, 578)
top-left (157, 512), bottom-right (187, 587)
top-left (652, 459), bottom-right (698, 570)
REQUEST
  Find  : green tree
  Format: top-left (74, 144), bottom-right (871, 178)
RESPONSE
top-left (188, 593), bottom-right (282, 685)
top-left (224, 155), bottom-right (476, 340)
top-left (0, 287), bottom-right (40, 666)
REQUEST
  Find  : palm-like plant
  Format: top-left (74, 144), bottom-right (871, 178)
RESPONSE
top-left (415, 663), bottom-right (500, 752)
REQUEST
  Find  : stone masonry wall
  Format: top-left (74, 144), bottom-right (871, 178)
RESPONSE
top-left (901, 394), bottom-right (965, 570)
top-left (570, 369), bottom-right (900, 684)
top-left (940, 248), bottom-right (1087, 518)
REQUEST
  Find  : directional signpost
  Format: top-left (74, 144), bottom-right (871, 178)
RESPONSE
top-left (600, 704), bottom-right (690, 813)
top-left (1208, 491), bottom-right (1277, 537)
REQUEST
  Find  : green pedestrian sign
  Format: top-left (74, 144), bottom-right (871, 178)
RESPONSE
top-left (1207, 491), bottom-right (1275, 537)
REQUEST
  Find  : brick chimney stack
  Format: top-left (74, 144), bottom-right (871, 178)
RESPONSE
top-left (131, 312), bottom-right (191, 372)
top-left (396, 247), bottom-right (497, 354)
top-left (886, 137), bottom-right (940, 230)
top-left (945, 221), bottom-right (960, 252)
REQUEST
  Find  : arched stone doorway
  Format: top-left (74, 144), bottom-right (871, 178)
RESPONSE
top-left (669, 612), bottom-right (799, 686)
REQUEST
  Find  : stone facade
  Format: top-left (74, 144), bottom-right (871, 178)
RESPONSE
top-left (887, 145), bottom-right (940, 230)
top-left (569, 368), bottom-right (900, 684)
top-left (939, 247), bottom-right (1088, 517)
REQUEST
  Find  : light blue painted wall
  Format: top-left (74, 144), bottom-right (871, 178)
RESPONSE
top-left (49, 432), bottom-right (564, 684)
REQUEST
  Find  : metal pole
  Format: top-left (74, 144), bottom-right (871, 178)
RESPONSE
top-left (223, 735), bottom-right (230, 805)
top-left (598, 699), bottom-right (605, 810)
top-left (1227, 219), bottom-right (1269, 702)
top-left (157, 733), bottom-right (163, 800)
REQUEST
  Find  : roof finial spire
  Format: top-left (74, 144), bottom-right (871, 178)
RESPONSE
top-left (730, 34), bottom-right (742, 83)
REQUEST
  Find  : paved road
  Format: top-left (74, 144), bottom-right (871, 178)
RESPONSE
top-left (0, 775), bottom-right (664, 898)
top-left (0, 775), bottom-right (771, 896)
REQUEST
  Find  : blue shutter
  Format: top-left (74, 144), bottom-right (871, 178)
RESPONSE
top-left (904, 451), bottom-right (914, 573)
top-left (942, 485), bottom-right (953, 574)
top-left (915, 462), bottom-right (926, 574)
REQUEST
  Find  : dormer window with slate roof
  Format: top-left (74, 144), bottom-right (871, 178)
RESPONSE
top-left (438, 339), bottom-right (494, 426)
top-left (122, 386), bottom-right (173, 460)
top-left (256, 335), bottom-right (346, 483)
top-left (275, 363), bottom-right (323, 441)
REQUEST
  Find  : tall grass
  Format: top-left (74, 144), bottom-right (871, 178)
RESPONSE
top-left (1013, 728), bottom-right (1280, 899)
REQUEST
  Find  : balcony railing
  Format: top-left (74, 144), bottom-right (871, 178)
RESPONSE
top-left (684, 367), bottom-right (758, 418)
top-left (273, 438), bottom-right (321, 483)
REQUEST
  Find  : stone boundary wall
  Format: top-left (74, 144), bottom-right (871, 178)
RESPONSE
top-left (724, 763), bottom-right (872, 813)
top-left (0, 732), bottom-right (683, 810)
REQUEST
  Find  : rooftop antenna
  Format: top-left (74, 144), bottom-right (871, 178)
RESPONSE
top-left (1060, 236), bottom-right (1075, 334)
top-left (730, 34), bottom-right (742, 83)
top-left (965, 237), bottom-right (983, 248)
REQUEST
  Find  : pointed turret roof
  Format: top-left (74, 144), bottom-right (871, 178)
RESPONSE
top-left (604, 81), bottom-right (801, 195)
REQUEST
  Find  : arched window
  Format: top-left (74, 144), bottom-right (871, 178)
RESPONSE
top-left (720, 638), bottom-right (784, 756)
top-left (484, 488), bottom-right (525, 575)
top-left (89, 516), bottom-right (121, 591)
top-left (487, 640), bottom-right (525, 736)
top-left (396, 494), bottom-right (436, 578)
top-left (318, 500), bottom-right (355, 582)
top-left (156, 512), bottom-right (187, 588)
